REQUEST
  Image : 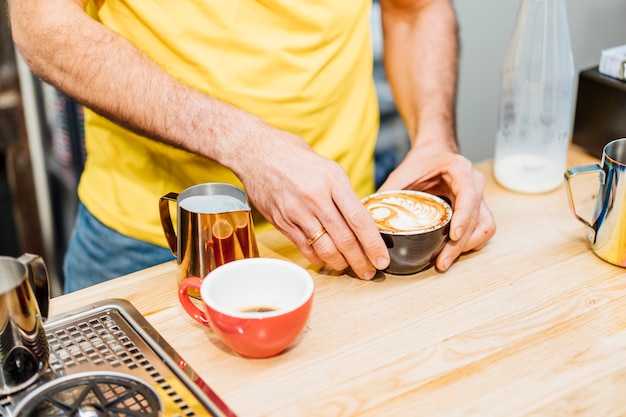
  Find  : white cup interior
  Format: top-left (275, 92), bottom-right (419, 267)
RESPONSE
top-left (200, 258), bottom-right (313, 318)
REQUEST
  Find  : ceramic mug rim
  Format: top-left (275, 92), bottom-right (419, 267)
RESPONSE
top-left (361, 190), bottom-right (453, 235)
top-left (199, 258), bottom-right (314, 319)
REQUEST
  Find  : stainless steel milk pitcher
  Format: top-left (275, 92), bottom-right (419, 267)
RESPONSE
top-left (565, 138), bottom-right (626, 267)
top-left (0, 254), bottom-right (50, 395)
top-left (160, 183), bottom-right (259, 298)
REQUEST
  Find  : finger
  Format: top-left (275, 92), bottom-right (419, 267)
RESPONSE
top-left (433, 167), bottom-right (482, 270)
top-left (305, 227), bottom-right (327, 246)
top-left (435, 229), bottom-right (467, 271)
top-left (299, 185), bottom-right (387, 280)
top-left (436, 199), bottom-right (495, 270)
top-left (268, 179), bottom-right (370, 276)
top-left (303, 224), bottom-right (350, 272)
top-left (447, 168), bottom-right (485, 242)
top-left (330, 188), bottom-right (390, 273)
top-left (312, 207), bottom-right (380, 279)
top-left (462, 201), bottom-right (496, 250)
top-left (290, 218), bottom-right (347, 270)
top-left (272, 220), bottom-right (325, 267)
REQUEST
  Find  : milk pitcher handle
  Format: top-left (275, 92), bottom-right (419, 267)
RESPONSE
top-left (564, 164), bottom-right (605, 230)
top-left (17, 253), bottom-right (50, 321)
top-left (159, 192), bottom-right (179, 256)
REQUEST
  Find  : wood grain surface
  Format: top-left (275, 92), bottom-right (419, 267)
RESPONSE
top-left (50, 146), bottom-right (626, 417)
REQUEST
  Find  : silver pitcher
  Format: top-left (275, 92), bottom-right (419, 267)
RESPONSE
top-left (565, 138), bottom-right (626, 267)
top-left (0, 254), bottom-right (50, 395)
top-left (160, 183), bottom-right (259, 298)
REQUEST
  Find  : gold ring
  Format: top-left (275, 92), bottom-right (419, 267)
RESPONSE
top-left (306, 227), bottom-right (327, 245)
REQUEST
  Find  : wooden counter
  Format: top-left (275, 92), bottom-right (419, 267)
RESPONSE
top-left (50, 146), bottom-right (626, 417)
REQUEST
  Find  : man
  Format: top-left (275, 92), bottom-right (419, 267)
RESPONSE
top-left (9, 0), bottom-right (495, 292)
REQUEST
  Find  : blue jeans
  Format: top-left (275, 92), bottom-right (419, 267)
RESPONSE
top-left (63, 202), bottom-right (175, 293)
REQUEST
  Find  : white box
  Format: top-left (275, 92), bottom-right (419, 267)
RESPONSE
top-left (599, 44), bottom-right (626, 81)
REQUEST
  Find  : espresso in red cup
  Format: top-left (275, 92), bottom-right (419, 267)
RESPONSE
top-left (178, 258), bottom-right (314, 359)
top-left (362, 190), bottom-right (452, 275)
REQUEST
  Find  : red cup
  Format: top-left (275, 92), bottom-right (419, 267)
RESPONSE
top-left (179, 258), bottom-right (314, 358)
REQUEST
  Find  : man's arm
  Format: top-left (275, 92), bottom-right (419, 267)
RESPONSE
top-left (380, 0), bottom-right (458, 152)
top-left (379, 0), bottom-right (496, 270)
top-left (9, 0), bottom-right (391, 279)
top-left (8, 0), bottom-right (265, 167)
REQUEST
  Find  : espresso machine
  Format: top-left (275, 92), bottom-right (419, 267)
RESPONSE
top-left (0, 254), bottom-right (235, 417)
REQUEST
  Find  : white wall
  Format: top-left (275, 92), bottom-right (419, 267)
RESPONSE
top-left (454, 0), bottom-right (626, 163)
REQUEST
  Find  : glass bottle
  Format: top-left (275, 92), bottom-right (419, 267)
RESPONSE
top-left (493, 0), bottom-right (575, 193)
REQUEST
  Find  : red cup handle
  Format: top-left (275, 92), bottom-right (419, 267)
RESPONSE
top-left (178, 276), bottom-right (210, 326)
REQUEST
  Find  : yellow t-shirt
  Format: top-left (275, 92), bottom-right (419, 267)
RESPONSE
top-left (79, 0), bottom-right (379, 247)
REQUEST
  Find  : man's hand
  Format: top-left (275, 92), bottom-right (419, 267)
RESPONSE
top-left (233, 127), bottom-right (390, 280)
top-left (378, 143), bottom-right (496, 271)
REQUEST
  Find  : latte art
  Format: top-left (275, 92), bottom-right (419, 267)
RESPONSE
top-left (363, 191), bottom-right (451, 233)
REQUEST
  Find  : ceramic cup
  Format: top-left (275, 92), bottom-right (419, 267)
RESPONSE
top-left (178, 258), bottom-right (314, 359)
top-left (362, 190), bottom-right (453, 275)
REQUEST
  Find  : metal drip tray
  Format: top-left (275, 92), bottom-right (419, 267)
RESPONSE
top-left (0, 299), bottom-right (235, 417)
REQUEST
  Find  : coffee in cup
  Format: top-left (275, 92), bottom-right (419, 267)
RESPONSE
top-left (362, 190), bottom-right (452, 275)
top-left (178, 258), bottom-right (314, 359)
